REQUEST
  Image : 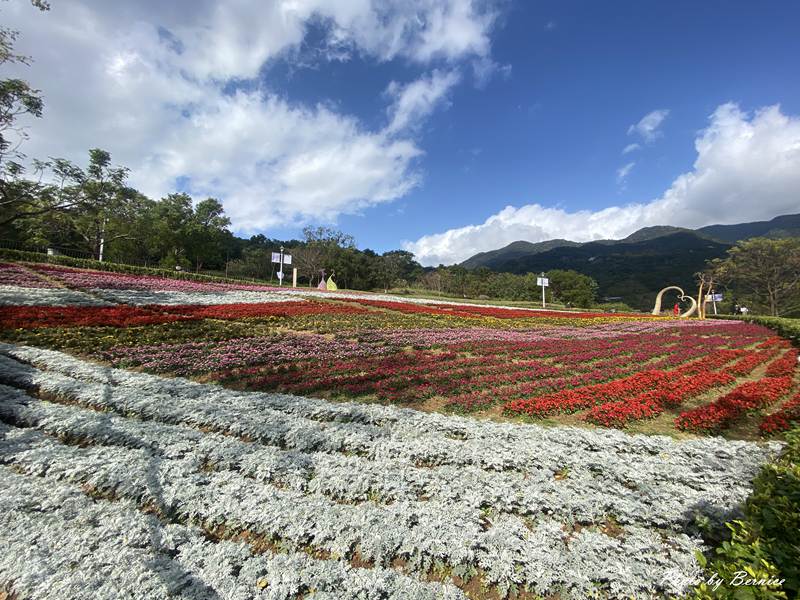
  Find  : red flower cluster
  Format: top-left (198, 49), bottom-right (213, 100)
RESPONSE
top-left (756, 337), bottom-right (790, 349)
top-left (0, 305), bottom-right (193, 329)
top-left (765, 348), bottom-right (799, 377)
top-left (583, 371), bottom-right (734, 427)
top-left (503, 370), bottom-right (670, 417)
top-left (760, 392), bottom-right (800, 434)
top-left (162, 301), bottom-right (368, 320)
top-left (728, 348), bottom-right (781, 376)
top-left (676, 376), bottom-right (794, 433)
top-left (0, 300), bottom-right (366, 329)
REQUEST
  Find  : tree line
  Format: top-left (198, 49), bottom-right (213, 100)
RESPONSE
top-left (0, 147), bottom-right (604, 304)
top-left (3, 143), bottom-right (797, 313)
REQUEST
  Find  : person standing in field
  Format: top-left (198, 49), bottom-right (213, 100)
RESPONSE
top-left (673, 303), bottom-right (680, 317)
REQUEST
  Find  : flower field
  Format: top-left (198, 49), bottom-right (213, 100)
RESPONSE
top-left (0, 344), bottom-right (782, 599)
top-left (1, 260), bottom-right (799, 598)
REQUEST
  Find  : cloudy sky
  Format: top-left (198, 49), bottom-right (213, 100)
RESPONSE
top-left (5, 0), bottom-right (800, 265)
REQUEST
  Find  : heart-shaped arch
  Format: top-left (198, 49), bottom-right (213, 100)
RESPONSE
top-left (651, 286), bottom-right (698, 318)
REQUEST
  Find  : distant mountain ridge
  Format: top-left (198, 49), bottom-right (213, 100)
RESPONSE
top-left (697, 213), bottom-right (800, 243)
top-left (459, 213), bottom-right (800, 311)
top-left (461, 213), bottom-right (800, 270)
top-left (460, 239), bottom-right (580, 269)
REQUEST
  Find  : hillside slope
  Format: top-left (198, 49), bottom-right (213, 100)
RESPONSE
top-left (697, 213), bottom-right (800, 243)
top-left (483, 232), bottom-right (731, 310)
top-left (461, 239), bottom-right (579, 269)
top-left (459, 214), bottom-right (799, 310)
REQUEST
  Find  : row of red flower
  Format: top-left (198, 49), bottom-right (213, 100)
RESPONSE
top-left (765, 348), bottom-right (799, 377)
top-left (675, 376), bottom-right (794, 433)
top-left (0, 301), bottom-right (368, 329)
top-left (582, 371), bottom-right (735, 428)
top-left (501, 348), bottom-right (748, 418)
top-left (760, 392), bottom-right (800, 434)
top-left (223, 328), bottom-right (757, 411)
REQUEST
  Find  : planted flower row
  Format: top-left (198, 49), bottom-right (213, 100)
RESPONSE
top-left (27, 262), bottom-right (284, 292)
top-left (0, 300), bottom-right (368, 330)
top-left (0, 262), bottom-right (56, 288)
top-left (760, 391), bottom-right (800, 434)
top-left (675, 376), bottom-right (795, 433)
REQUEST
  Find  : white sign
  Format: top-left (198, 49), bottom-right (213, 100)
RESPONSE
top-left (705, 293), bottom-right (723, 302)
top-left (277, 270), bottom-right (284, 282)
top-left (271, 252), bottom-right (292, 265)
top-left (537, 277), bottom-right (549, 287)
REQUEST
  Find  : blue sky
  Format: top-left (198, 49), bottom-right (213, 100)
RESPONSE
top-left (7, 0), bottom-right (800, 264)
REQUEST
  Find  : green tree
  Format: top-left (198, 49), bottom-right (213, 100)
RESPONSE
top-left (711, 238), bottom-right (800, 316)
top-left (0, 0), bottom-right (49, 172)
top-left (187, 197), bottom-right (231, 271)
top-left (22, 149), bottom-right (139, 260)
top-left (148, 193), bottom-right (194, 268)
top-left (546, 269), bottom-right (598, 308)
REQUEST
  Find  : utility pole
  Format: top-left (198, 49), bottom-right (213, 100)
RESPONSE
top-left (98, 217), bottom-right (108, 262)
top-left (278, 245), bottom-right (285, 286)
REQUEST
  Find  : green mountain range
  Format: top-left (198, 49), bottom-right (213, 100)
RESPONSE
top-left (460, 213), bottom-right (800, 310)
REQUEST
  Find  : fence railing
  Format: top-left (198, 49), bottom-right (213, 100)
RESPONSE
top-left (0, 239), bottom-right (157, 266)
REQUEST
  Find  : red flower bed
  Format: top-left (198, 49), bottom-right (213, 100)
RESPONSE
top-left (728, 348), bottom-right (781, 376)
top-left (583, 371), bottom-right (735, 428)
top-left (0, 300), bottom-right (365, 329)
top-left (760, 392), bottom-right (800, 434)
top-left (0, 305), bottom-right (194, 329)
top-left (676, 376), bottom-right (794, 433)
top-left (162, 301), bottom-right (369, 320)
top-left (765, 348), bottom-right (799, 377)
top-left (507, 348), bottom-right (743, 422)
top-left (503, 370), bottom-right (671, 417)
top-left (756, 337), bottom-right (790, 349)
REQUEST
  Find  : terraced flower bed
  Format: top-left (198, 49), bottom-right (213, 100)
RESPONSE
top-left (1, 260), bottom-right (797, 440)
top-left (1, 260), bottom-right (799, 597)
top-left (0, 344), bottom-right (782, 599)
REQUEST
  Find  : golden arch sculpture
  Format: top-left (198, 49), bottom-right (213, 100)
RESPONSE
top-left (651, 286), bottom-right (698, 318)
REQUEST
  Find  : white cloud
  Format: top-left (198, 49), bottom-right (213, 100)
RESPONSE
top-left (616, 161), bottom-right (635, 185)
top-left (3, 0), bottom-right (500, 232)
top-left (628, 108), bottom-right (670, 142)
top-left (622, 143), bottom-right (641, 154)
top-left (471, 56), bottom-right (511, 88)
top-left (385, 70), bottom-right (461, 135)
top-left (405, 103), bottom-right (800, 265)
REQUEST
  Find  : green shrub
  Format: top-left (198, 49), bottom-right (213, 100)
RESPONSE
top-left (694, 430), bottom-right (800, 598)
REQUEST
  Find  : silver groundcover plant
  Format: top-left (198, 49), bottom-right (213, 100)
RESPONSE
top-left (0, 343), bottom-right (781, 599)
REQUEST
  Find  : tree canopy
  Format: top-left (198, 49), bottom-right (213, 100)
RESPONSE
top-left (711, 237), bottom-right (800, 317)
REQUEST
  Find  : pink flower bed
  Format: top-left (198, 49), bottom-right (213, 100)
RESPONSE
top-left (28, 263), bottom-right (283, 292)
top-left (0, 263), bottom-right (57, 288)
